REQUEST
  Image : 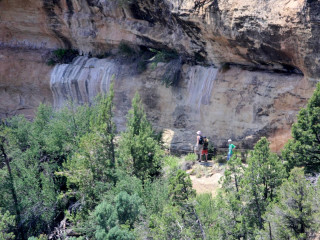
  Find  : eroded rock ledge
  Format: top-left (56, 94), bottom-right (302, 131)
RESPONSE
top-left (0, 0), bottom-right (319, 151)
top-left (1, 0), bottom-right (319, 75)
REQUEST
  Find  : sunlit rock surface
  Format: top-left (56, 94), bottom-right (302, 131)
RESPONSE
top-left (0, 48), bottom-right (52, 118)
top-left (0, 0), bottom-right (319, 150)
top-left (49, 56), bottom-right (315, 151)
top-left (1, 0), bottom-right (319, 76)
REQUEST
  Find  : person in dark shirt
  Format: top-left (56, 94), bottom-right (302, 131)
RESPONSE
top-left (195, 131), bottom-right (204, 161)
top-left (201, 136), bottom-right (209, 162)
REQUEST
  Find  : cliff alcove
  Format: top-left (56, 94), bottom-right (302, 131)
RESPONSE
top-left (0, 0), bottom-right (319, 151)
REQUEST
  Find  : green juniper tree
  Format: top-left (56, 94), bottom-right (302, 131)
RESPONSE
top-left (214, 156), bottom-right (248, 240)
top-left (212, 138), bottom-right (286, 239)
top-left (90, 82), bottom-right (116, 165)
top-left (93, 191), bottom-right (144, 240)
top-left (0, 125), bottom-right (21, 238)
top-left (0, 113), bottom-right (61, 239)
top-left (0, 203), bottom-right (16, 240)
top-left (195, 193), bottom-right (217, 239)
top-left (168, 169), bottom-right (195, 205)
top-left (118, 92), bottom-right (163, 181)
top-left (59, 85), bottom-right (117, 212)
top-left (258, 168), bottom-right (320, 240)
top-left (0, 90), bottom-right (111, 239)
top-left (213, 191), bottom-right (247, 240)
top-left (283, 82), bottom-right (320, 172)
top-left (222, 155), bottom-right (244, 195)
top-left (149, 170), bottom-right (203, 239)
top-left (241, 137), bottom-right (286, 232)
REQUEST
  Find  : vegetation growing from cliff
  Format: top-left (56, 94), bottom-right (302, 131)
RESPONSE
top-left (118, 42), bottom-right (137, 57)
top-left (148, 48), bottom-right (181, 87)
top-left (117, 43), bottom-right (182, 87)
top-left (47, 49), bottom-right (79, 66)
top-left (1, 83), bottom-right (320, 239)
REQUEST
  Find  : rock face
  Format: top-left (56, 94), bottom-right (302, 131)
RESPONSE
top-left (1, 0), bottom-right (319, 75)
top-left (49, 56), bottom-right (315, 152)
top-left (0, 48), bottom-right (52, 118)
top-left (0, 0), bottom-right (319, 151)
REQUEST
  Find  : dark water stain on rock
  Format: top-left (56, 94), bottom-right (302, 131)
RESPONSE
top-left (65, 0), bottom-right (74, 26)
top-left (71, 79), bottom-right (83, 104)
top-left (42, 0), bottom-right (73, 48)
top-left (305, 0), bottom-right (320, 77)
top-left (141, 87), bottom-right (159, 111)
top-left (174, 114), bottom-right (187, 128)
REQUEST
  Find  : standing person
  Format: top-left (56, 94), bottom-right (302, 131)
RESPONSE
top-left (202, 136), bottom-right (209, 162)
top-left (195, 131), bottom-right (204, 162)
top-left (227, 139), bottom-right (236, 161)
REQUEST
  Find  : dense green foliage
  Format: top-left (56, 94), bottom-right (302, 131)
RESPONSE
top-left (93, 191), bottom-right (142, 240)
top-left (1, 83), bottom-right (320, 239)
top-left (259, 168), bottom-right (320, 240)
top-left (149, 48), bottom-right (181, 87)
top-left (283, 83), bottom-right (320, 172)
top-left (0, 208), bottom-right (15, 240)
top-left (208, 138), bottom-right (286, 239)
top-left (118, 93), bottom-right (163, 181)
top-left (47, 49), bottom-right (79, 66)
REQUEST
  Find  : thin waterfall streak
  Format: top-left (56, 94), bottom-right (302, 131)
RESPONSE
top-left (202, 68), bottom-right (218, 104)
top-left (186, 66), bottom-right (218, 112)
top-left (50, 56), bottom-right (118, 108)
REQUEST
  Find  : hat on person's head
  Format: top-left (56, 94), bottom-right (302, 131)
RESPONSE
top-left (228, 139), bottom-right (232, 142)
top-left (197, 131), bottom-right (202, 135)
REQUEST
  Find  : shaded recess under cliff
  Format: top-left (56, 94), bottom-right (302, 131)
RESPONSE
top-left (2, 0), bottom-right (319, 75)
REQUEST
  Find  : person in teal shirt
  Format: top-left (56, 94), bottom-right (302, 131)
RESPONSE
top-left (227, 139), bottom-right (235, 161)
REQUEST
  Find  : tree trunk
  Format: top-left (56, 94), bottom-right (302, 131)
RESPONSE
top-left (268, 221), bottom-right (273, 240)
top-left (192, 206), bottom-right (206, 239)
top-left (1, 140), bottom-right (24, 240)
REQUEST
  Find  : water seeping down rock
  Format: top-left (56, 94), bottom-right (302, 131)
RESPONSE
top-left (50, 57), bottom-right (119, 107)
top-left (0, 0), bottom-right (319, 151)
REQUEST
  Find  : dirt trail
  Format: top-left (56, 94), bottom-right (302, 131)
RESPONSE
top-left (188, 161), bottom-right (225, 196)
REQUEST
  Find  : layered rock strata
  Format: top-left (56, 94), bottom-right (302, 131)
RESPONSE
top-left (1, 0), bottom-right (319, 76)
top-left (0, 48), bottom-right (52, 118)
top-left (50, 56), bottom-right (316, 151)
top-left (0, 0), bottom-right (319, 151)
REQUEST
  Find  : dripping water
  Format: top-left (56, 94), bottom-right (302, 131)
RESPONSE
top-left (186, 66), bottom-right (218, 111)
top-left (50, 56), bottom-right (118, 108)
